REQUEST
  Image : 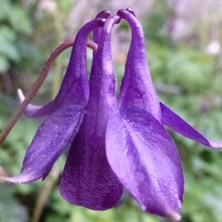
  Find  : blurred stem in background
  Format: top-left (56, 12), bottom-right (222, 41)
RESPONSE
top-left (52, 9), bottom-right (64, 98)
top-left (32, 165), bottom-right (60, 222)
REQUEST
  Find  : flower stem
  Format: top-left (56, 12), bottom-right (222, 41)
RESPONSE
top-left (52, 11), bottom-right (64, 98)
top-left (0, 40), bottom-right (97, 145)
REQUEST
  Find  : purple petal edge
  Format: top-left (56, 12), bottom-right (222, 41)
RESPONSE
top-left (160, 102), bottom-right (222, 149)
top-left (23, 101), bottom-right (56, 118)
top-left (106, 107), bottom-right (184, 217)
top-left (117, 9), bottom-right (161, 122)
top-left (17, 89), bottom-right (56, 118)
top-left (55, 18), bottom-right (104, 106)
top-left (1, 105), bottom-right (84, 183)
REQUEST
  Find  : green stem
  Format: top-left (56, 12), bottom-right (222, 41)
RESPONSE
top-left (52, 11), bottom-right (64, 97)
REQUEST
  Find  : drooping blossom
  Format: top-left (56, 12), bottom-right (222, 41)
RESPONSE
top-left (105, 8), bottom-right (222, 219)
top-left (0, 14), bottom-right (107, 183)
top-left (1, 8), bottom-right (222, 221)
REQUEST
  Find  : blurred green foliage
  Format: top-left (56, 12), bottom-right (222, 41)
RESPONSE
top-left (0, 0), bottom-right (32, 73)
top-left (1, 1), bottom-right (222, 222)
top-left (0, 186), bottom-right (28, 222)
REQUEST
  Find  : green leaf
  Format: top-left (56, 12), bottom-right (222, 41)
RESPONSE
top-left (0, 55), bottom-right (9, 73)
top-left (9, 6), bottom-right (32, 34)
top-left (0, 0), bottom-right (11, 20)
top-left (0, 26), bottom-right (16, 42)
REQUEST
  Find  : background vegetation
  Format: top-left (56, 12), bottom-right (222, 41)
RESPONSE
top-left (1, 0), bottom-right (222, 222)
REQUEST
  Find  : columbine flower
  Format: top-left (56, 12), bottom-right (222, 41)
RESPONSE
top-left (1, 10), bottom-right (124, 210)
top-left (1, 8), bottom-right (222, 221)
top-left (105, 8), bottom-right (222, 220)
top-left (0, 14), bottom-right (106, 183)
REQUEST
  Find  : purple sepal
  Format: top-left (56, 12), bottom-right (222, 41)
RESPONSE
top-left (22, 102), bottom-right (56, 118)
top-left (60, 16), bottom-right (123, 210)
top-left (17, 89), bottom-right (56, 118)
top-left (117, 9), bottom-right (161, 122)
top-left (1, 105), bottom-right (84, 183)
top-left (160, 102), bottom-right (222, 149)
top-left (55, 18), bottom-right (104, 107)
top-left (106, 107), bottom-right (184, 217)
top-left (17, 18), bottom-right (104, 119)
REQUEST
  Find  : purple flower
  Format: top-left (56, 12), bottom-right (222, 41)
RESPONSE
top-left (105, 9), bottom-right (222, 219)
top-left (0, 14), bottom-right (107, 183)
top-left (1, 10), bottom-right (123, 210)
top-left (1, 8), bottom-right (222, 221)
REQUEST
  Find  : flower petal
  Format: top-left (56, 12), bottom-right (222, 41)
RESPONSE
top-left (1, 105), bottom-right (84, 183)
top-left (55, 18), bottom-right (104, 106)
top-left (117, 9), bottom-right (161, 121)
top-left (60, 16), bottom-right (123, 210)
top-left (106, 107), bottom-right (184, 218)
top-left (18, 89), bottom-right (56, 118)
top-left (160, 102), bottom-right (222, 149)
top-left (94, 9), bottom-right (111, 42)
top-left (16, 18), bottom-right (105, 119)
